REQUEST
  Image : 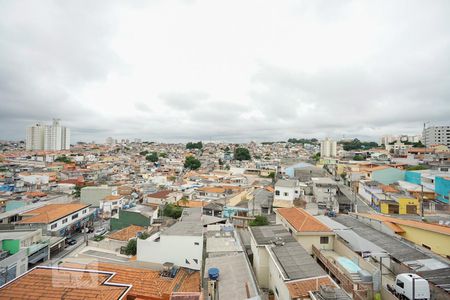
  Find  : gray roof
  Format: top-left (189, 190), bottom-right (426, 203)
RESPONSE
top-left (271, 241), bottom-right (327, 280)
top-left (418, 268), bottom-right (450, 293)
top-left (334, 215), bottom-right (431, 262)
top-left (249, 225), bottom-right (296, 245)
top-left (204, 252), bottom-right (259, 299)
top-left (162, 221), bottom-right (203, 236)
top-left (162, 208), bottom-right (203, 236)
top-left (275, 179), bottom-right (298, 188)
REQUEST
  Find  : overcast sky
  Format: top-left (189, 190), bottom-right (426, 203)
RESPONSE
top-left (1, 0), bottom-right (449, 143)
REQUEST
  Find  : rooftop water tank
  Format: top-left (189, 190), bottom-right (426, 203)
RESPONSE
top-left (208, 268), bottom-right (220, 280)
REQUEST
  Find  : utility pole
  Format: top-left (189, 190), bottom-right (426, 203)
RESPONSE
top-left (421, 184), bottom-right (424, 221)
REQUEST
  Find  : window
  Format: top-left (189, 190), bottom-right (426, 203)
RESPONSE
top-left (275, 190), bottom-right (280, 196)
top-left (72, 213), bottom-right (79, 220)
top-left (194, 242), bottom-right (199, 245)
top-left (62, 218), bottom-right (68, 224)
top-left (396, 280), bottom-right (404, 289)
top-left (295, 190), bottom-right (299, 194)
top-left (275, 288), bottom-right (279, 296)
top-left (82, 209), bottom-right (87, 214)
top-left (51, 223), bottom-right (57, 229)
top-left (193, 259), bottom-right (198, 264)
top-left (185, 259), bottom-right (190, 264)
top-left (284, 192), bottom-right (288, 196)
top-left (112, 201), bottom-right (118, 205)
top-left (320, 236), bottom-right (329, 244)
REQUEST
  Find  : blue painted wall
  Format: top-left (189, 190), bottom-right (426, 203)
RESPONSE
top-left (435, 176), bottom-right (450, 203)
top-left (405, 171), bottom-right (422, 185)
top-left (372, 168), bottom-right (405, 185)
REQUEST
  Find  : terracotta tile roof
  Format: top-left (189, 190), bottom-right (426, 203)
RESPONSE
top-left (197, 186), bottom-right (226, 194)
top-left (286, 276), bottom-right (334, 298)
top-left (61, 262), bottom-right (200, 299)
top-left (383, 221), bottom-right (405, 233)
top-left (0, 266), bottom-right (130, 300)
top-left (177, 200), bottom-right (207, 208)
top-left (103, 195), bottom-right (123, 201)
top-left (357, 213), bottom-right (450, 236)
top-left (380, 185), bottom-right (399, 193)
top-left (147, 190), bottom-right (172, 199)
top-left (276, 207), bottom-right (332, 232)
top-left (108, 225), bottom-right (144, 241)
top-left (17, 203), bottom-right (90, 224)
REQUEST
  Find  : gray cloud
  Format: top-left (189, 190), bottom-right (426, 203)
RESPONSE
top-left (0, 0), bottom-right (449, 143)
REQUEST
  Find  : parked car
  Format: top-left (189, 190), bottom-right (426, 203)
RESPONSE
top-left (66, 238), bottom-right (77, 246)
top-left (94, 227), bottom-right (107, 236)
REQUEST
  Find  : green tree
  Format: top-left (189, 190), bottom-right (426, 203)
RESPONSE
top-left (186, 141), bottom-right (203, 149)
top-left (353, 154), bottom-right (365, 161)
top-left (184, 156), bottom-right (201, 170)
top-left (406, 165), bottom-right (429, 171)
top-left (234, 147), bottom-right (251, 161)
top-left (146, 152), bottom-right (158, 162)
top-left (312, 152), bottom-right (321, 162)
top-left (72, 186), bottom-right (81, 198)
top-left (249, 215), bottom-right (269, 226)
top-left (340, 138), bottom-right (378, 151)
top-left (139, 150), bottom-right (149, 156)
top-left (163, 204), bottom-right (183, 219)
top-left (412, 141), bottom-right (425, 148)
top-left (124, 239), bottom-right (137, 255)
top-left (55, 155), bottom-right (72, 163)
top-left (159, 152), bottom-right (167, 158)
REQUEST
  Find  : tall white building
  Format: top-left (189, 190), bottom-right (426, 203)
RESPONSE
top-left (320, 138), bottom-right (337, 158)
top-left (423, 125), bottom-right (450, 147)
top-left (26, 119), bottom-right (70, 151)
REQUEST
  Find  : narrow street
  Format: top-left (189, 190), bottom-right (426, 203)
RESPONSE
top-left (337, 183), bottom-right (376, 214)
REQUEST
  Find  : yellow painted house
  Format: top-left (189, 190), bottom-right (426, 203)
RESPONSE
top-left (379, 197), bottom-right (419, 215)
top-left (357, 213), bottom-right (450, 258)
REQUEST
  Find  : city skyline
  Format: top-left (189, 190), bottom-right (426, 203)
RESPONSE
top-left (1, 1), bottom-right (449, 142)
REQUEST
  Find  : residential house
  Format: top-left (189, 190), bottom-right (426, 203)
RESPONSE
top-left (273, 179), bottom-right (302, 208)
top-left (15, 203), bottom-right (93, 237)
top-left (275, 207), bottom-right (334, 254)
top-left (99, 195), bottom-right (125, 218)
top-left (110, 204), bottom-right (158, 231)
top-left (137, 208), bottom-right (203, 270)
top-left (311, 177), bottom-right (339, 212)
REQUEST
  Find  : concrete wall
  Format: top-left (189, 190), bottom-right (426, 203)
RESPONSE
top-left (293, 234), bottom-right (334, 254)
top-left (268, 250), bottom-right (291, 300)
top-left (137, 233), bottom-right (203, 270)
top-left (398, 224), bottom-right (450, 257)
top-left (372, 168), bottom-right (405, 185)
top-left (81, 186), bottom-right (114, 207)
top-left (435, 176), bottom-right (450, 203)
top-left (250, 241), bottom-right (270, 288)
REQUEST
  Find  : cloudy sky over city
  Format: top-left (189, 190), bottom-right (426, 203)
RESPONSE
top-left (1, 0), bottom-right (449, 143)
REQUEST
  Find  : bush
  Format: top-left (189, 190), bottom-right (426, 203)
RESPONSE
top-left (249, 215), bottom-right (269, 226)
top-left (163, 204), bottom-right (183, 219)
top-left (124, 239), bottom-right (137, 255)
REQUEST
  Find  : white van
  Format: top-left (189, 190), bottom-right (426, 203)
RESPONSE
top-left (394, 273), bottom-right (430, 300)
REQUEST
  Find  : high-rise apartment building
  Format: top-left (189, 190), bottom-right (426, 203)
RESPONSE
top-left (320, 138), bottom-right (337, 158)
top-left (423, 125), bottom-right (450, 147)
top-left (26, 119), bottom-right (70, 151)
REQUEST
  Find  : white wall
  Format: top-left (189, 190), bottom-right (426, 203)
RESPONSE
top-left (137, 233), bottom-right (203, 270)
top-left (268, 250), bottom-right (291, 300)
top-left (250, 237), bottom-right (270, 288)
top-left (47, 208), bottom-right (91, 233)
